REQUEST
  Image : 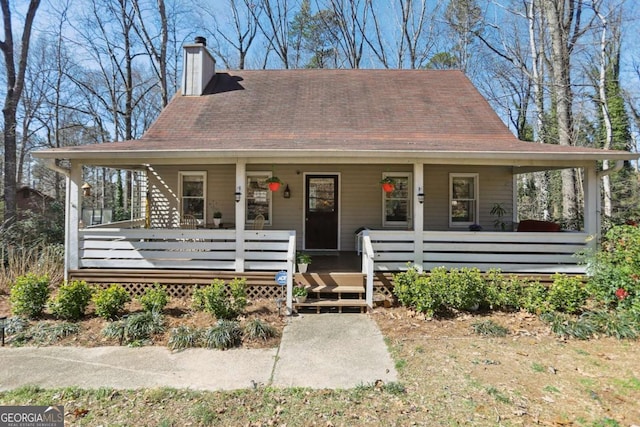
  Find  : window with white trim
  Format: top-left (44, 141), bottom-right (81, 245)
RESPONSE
top-left (383, 172), bottom-right (412, 227)
top-left (179, 171), bottom-right (206, 224)
top-left (449, 173), bottom-right (478, 227)
top-left (246, 172), bottom-right (272, 224)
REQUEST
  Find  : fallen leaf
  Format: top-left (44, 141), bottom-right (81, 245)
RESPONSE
top-left (73, 408), bottom-right (89, 418)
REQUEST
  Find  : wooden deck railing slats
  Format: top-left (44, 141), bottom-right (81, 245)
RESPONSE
top-left (366, 230), bottom-right (589, 274)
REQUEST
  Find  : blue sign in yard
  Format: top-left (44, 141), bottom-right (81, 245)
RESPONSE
top-left (275, 271), bottom-right (288, 286)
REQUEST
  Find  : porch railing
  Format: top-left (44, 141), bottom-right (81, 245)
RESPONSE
top-left (78, 228), bottom-right (296, 272)
top-left (361, 231), bottom-right (375, 308)
top-left (364, 230), bottom-right (589, 274)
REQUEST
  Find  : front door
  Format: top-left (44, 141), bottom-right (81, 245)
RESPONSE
top-left (305, 175), bottom-right (339, 250)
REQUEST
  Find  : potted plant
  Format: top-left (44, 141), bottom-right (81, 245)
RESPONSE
top-left (293, 282), bottom-right (308, 303)
top-left (296, 252), bottom-right (312, 273)
top-left (265, 176), bottom-right (282, 191)
top-left (213, 211), bottom-right (222, 227)
top-left (490, 203), bottom-right (508, 231)
top-left (380, 176), bottom-right (395, 193)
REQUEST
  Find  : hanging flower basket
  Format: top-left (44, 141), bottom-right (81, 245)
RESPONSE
top-left (380, 177), bottom-right (395, 193)
top-left (268, 182), bottom-right (281, 191)
top-left (266, 176), bottom-right (282, 192)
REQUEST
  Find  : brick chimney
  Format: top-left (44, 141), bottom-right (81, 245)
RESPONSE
top-left (182, 36), bottom-right (215, 96)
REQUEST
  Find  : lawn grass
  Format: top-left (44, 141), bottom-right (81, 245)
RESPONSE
top-left (1, 311), bottom-right (639, 426)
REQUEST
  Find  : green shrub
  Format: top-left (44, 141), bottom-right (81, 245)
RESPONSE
top-left (394, 267), bottom-right (487, 315)
top-left (414, 275), bottom-right (445, 316)
top-left (103, 311), bottom-right (165, 345)
top-left (4, 316), bottom-right (28, 335)
top-left (9, 274), bottom-right (50, 318)
top-left (139, 284), bottom-right (170, 313)
top-left (444, 267), bottom-right (485, 311)
top-left (484, 269), bottom-right (524, 311)
top-left (202, 320), bottom-right (243, 350)
top-left (11, 321), bottom-right (80, 346)
top-left (49, 280), bottom-right (93, 321)
top-left (548, 274), bottom-right (588, 314)
top-left (244, 318), bottom-right (278, 341)
top-left (102, 320), bottom-right (126, 344)
top-left (540, 312), bottom-right (595, 340)
top-left (582, 310), bottom-right (639, 340)
top-left (392, 266), bottom-right (422, 308)
top-left (92, 284), bottom-right (131, 319)
top-left (192, 279), bottom-right (247, 320)
top-left (168, 325), bottom-right (202, 351)
top-left (125, 311), bottom-right (165, 341)
top-left (587, 225), bottom-right (640, 309)
top-left (521, 282), bottom-right (550, 314)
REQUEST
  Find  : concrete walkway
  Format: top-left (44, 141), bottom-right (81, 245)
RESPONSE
top-left (0, 314), bottom-right (397, 391)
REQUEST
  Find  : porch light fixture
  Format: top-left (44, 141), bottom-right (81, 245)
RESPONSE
top-left (82, 182), bottom-right (92, 197)
top-left (235, 187), bottom-right (242, 203)
top-left (418, 188), bottom-right (424, 204)
top-left (283, 184), bottom-right (291, 199)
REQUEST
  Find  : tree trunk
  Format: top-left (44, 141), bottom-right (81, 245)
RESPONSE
top-left (0, 0), bottom-right (41, 226)
top-left (543, 0), bottom-right (578, 224)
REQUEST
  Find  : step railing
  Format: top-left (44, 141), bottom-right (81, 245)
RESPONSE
top-left (361, 230), bottom-right (375, 308)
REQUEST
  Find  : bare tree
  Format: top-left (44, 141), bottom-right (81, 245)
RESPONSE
top-left (0, 0), bottom-right (41, 226)
top-left (132, 0), bottom-right (169, 106)
top-left (323, 0), bottom-right (369, 68)
top-left (542, 0), bottom-right (593, 224)
top-left (206, 0), bottom-right (260, 70)
top-left (248, 0), bottom-right (295, 68)
top-left (445, 0), bottom-right (482, 73)
top-left (365, 0), bottom-right (442, 69)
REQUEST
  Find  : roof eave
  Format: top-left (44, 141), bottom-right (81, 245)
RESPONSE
top-left (32, 148), bottom-right (639, 164)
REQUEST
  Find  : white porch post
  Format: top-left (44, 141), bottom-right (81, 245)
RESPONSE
top-left (583, 163), bottom-right (599, 251)
top-left (66, 161), bottom-right (82, 277)
top-left (413, 162), bottom-right (425, 271)
top-left (235, 160), bottom-right (246, 272)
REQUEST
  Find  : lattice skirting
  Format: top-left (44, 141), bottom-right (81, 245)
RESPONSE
top-left (90, 282), bottom-right (395, 302)
top-left (90, 282), bottom-right (290, 300)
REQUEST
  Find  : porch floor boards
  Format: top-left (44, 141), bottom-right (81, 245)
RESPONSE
top-left (305, 251), bottom-right (361, 273)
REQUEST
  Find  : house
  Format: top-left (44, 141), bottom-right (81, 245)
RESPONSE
top-left (2, 186), bottom-right (56, 218)
top-left (33, 37), bottom-right (638, 312)
top-left (18, 186), bottom-right (55, 215)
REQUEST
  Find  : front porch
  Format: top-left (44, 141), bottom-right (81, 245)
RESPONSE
top-left (69, 226), bottom-right (589, 313)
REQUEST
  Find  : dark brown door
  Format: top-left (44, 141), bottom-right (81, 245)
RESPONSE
top-left (305, 175), bottom-right (338, 250)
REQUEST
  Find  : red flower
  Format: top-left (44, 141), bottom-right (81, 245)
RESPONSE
top-left (615, 288), bottom-right (629, 300)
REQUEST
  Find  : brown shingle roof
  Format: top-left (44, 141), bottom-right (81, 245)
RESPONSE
top-left (35, 69), bottom-right (637, 161)
top-left (144, 69), bottom-right (518, 151)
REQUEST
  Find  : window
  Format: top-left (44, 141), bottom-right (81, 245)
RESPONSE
top-left (383, 173), bottom-right (411, 227)
top-left (179, 171), bottom-right (206, 224)
top-left (449, 173), bottom-right (478, 227)
top-left (246, 172), bottom-right (272, 224)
